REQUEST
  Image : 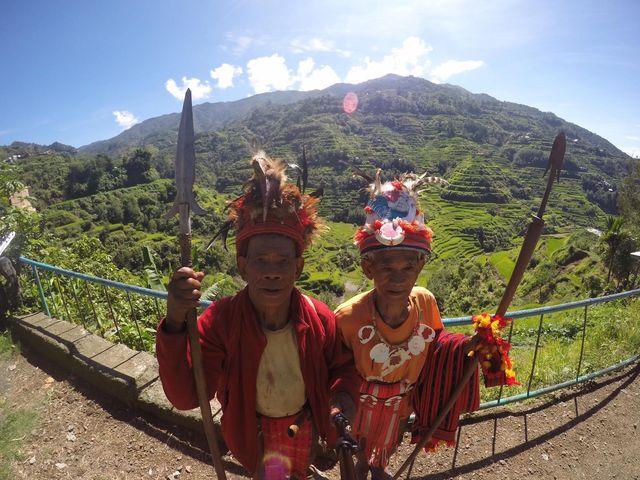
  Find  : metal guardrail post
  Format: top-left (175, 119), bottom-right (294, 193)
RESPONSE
top-left (125, 290), bottom-right (145, 350)
top-left (30, 264), bottom-right (50, 317)
top-left (527, 313), bottom-right (545, 396)
top-left (577, 304), bottom-right (589, 379)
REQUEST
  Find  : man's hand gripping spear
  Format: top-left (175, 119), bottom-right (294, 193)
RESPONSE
top-left (394, 132), bottom-right (567, 479)
top-left (165, 89), bottom-right (228, 480)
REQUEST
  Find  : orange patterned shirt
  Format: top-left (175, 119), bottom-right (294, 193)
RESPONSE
top-left (335, 287), bottom-right (443, 385)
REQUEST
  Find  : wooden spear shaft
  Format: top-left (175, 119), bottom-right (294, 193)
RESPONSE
top-left (179, 204), bottom-right (228, 480)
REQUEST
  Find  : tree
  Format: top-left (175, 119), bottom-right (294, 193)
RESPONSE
top-left (123, 195), bottom-right (142, 224)
top-left (123, 149), bottom-right (158, 187)
top-left (533, 263), bottom-right (556, 304)
top-left (601, 216), bottom-right (625, 284)
top-left (618, 158), bottom-right (640, 234)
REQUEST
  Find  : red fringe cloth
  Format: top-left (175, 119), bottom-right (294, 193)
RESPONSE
top-left (259, 413), bottom-right (313, 480)
top-left (352, 381), bottom-right (413, 468)
top-left (411, 331), bottom-right (480, 451)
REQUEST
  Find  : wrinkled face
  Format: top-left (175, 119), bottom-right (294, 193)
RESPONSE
top-left (237, 234), bottom-right (304, 312)
top-left (362, 249), bottom-right (425, 304)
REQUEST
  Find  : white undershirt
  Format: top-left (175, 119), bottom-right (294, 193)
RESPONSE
top-left (255, 322), bottom-right (307, 417)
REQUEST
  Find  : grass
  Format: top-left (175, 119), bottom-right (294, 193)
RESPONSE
top-left (478, 297), bottom-right (640, 403)
top-left (0, 332), bottom-right (36, 480)
top-left (0, 332), bottom-right (20, 360)
top-left (544, 235), bottom-right (567, 257)
top-left (0, 406), bottom-right (36, 480)
top-left (488, 250), bottom-right (516, 282)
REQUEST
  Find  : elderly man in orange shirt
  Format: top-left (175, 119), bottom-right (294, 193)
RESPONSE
top-left (335, 171), bottom-right (512, 480)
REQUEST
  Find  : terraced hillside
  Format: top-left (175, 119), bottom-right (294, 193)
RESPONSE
top-left (10, 75), bottom-right (632, 315)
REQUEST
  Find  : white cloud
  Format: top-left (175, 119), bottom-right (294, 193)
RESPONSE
top-left (296, 58), bottom-right (341, 91)
top-left (624, 135), bottom-right (640, 141)
top-left (112, 110), bottom-right (139, 129)
top-left (210, 63), bottom-right (243, 89)
top-left (297, 58), bottom-right (315, 79)
top-left (429, 60), bottom-right (485, 83)
top-left (345, 36), bottom-right (433, 84)
top-left (222, 32), bottom-right (271, 56)
top-left (232, 35), bottom-right (252, 53)
top-left (165, 76), bottom-right (212, 101)
top-left (290, 37), bottom-right (351, 58)
top-left (246, 54), bottom-right (294, 94)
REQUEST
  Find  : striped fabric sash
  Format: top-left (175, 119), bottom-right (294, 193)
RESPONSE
top-left (352, 381), bottom-right (413, 468)
top-left (411, 331), bottom-right (480, 450)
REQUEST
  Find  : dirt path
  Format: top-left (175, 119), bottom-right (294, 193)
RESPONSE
top-left (2, 338), bottom-right (639, 480)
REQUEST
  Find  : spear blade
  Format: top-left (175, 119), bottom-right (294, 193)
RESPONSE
top-left (165, 88), bottom-right (206, 219)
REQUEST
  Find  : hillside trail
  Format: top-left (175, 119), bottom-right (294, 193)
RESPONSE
top-left (2, 339), bottom-right (639, 480)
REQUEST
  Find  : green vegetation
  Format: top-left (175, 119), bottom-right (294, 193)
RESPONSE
top-left (3, 74), bottom-right (638, 352)
top-left (0, 332), bottom-right (37, 480)
top-left (477, 296), bottom-right (640, 403)
top-left (0, 331), bottom-right (18, 359)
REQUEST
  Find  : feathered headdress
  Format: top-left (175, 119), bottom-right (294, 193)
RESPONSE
top-left (354, 169), bottom-right (448, 254)
top-left (209, 150), bottom-right (322, 256)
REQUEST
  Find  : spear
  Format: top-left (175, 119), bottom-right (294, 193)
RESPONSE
top-left (394, 132), bottom-right (567, 479)
top-left (165, 89), bottom-right (227, 480)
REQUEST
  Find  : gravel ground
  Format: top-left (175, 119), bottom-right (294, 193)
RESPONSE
top-left (2, 340), bottom-right (639, 480)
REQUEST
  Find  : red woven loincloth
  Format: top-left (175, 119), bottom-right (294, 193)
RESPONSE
top-left (259, 413), bottom-right (313, 479)
top-left (352, 381), bottom-right (412, 468)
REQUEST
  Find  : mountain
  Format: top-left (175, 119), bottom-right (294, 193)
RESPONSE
top-left (2, 141), bottom-right (77, 159)
top-left (15, 74), bottom-right (634, 260)
top-left (79, 89), bottom-right (340, 156)
top-left (15, 75), bottom-right (636, 314)
top-left (74, 75), bottom-right (630, 220)
top-left (176, 74), bottom-right (628, 217)
top-left (79, 74), bottom-right (626, 159)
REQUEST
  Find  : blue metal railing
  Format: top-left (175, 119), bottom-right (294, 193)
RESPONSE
top-left (18, 256), bottom-right (640, 409)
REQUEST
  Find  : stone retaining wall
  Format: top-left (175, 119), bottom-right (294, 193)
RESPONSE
top-left (7, 312), bottom-right (224, 445)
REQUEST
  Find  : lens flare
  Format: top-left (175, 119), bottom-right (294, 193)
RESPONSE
top-left (343, 92), bottom-right (358, 114)
top-left (263, 452), bottom-right (291, 479)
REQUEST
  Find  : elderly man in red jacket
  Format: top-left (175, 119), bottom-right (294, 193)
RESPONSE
top-left (156, 151), bottom-right (359, 479)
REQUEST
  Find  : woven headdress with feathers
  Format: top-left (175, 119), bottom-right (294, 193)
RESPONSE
top-left (213, 151), bottom-right (322, 256)
top-left (354, 169), bottom-right (448, 254)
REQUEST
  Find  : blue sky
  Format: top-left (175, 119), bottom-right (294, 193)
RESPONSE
top-left (1, 0), bottom-right (639, 157)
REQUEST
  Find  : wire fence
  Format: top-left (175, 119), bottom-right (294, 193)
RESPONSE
top-left (18, 256), bottom-right (640, 410)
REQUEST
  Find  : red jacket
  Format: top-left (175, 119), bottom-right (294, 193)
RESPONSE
top-left (156, 287), bottom-right (360, 473)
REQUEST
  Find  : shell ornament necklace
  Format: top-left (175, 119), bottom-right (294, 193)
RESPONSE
top-left (358, 292), bottom-right (436, 368)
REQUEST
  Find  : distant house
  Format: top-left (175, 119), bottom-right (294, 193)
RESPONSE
top-left (5, 154), bottom-right (21, 164)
